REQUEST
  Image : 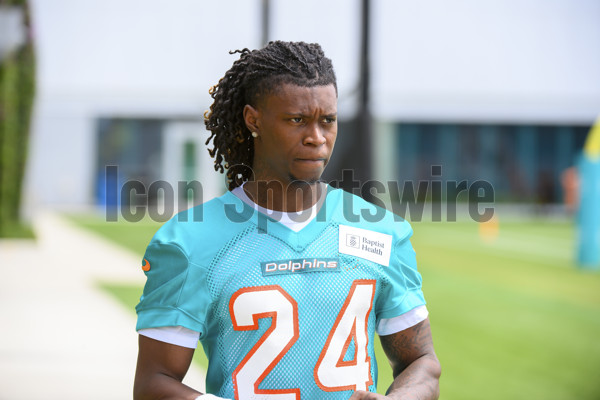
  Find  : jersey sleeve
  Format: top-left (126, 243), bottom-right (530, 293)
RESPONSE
top-left (375, 227), bottom-right (426, 323)
top-left (138, 326), bottom-right (201, 348)
top-left (135, 241), bottom-right (210, 336)
top-left (376, 305), bottom-right (429, 335)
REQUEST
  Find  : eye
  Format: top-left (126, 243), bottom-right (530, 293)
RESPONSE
top-left (322, 116), bottom-right (337, 124)
top-left (290, 117), bottom-right (303, 123)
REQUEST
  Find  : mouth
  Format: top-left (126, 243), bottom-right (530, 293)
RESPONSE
top-left (295, 158), bottom-right (326, 164)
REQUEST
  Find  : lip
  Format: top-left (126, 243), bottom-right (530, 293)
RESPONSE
top-left (295, 158), bottom-right (326, 163)
top-left (295, 158), bottom-right (326, 167)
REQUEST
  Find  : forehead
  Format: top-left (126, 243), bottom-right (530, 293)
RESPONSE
top-left (260, 83), bottom-right (337, 114)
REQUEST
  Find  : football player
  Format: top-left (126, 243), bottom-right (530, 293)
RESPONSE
top-left (134, 41), bottom-right (441, 400)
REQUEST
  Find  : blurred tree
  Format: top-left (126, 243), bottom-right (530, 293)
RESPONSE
top-left (0, 0), bottom-right (35, 237)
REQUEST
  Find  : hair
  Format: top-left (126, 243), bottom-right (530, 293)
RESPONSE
top-left (204, 41), bottom-right (337, 190)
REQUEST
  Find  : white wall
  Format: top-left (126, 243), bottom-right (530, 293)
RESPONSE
top-left (32, 0), bottom-right (261, 98)
top-left (269, 0), bottom-right (362, 118)
top-left (371, 0), bottom-right (600, 123)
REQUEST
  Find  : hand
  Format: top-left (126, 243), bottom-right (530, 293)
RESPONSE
top-left (349, 390), bottom-right (390, 399)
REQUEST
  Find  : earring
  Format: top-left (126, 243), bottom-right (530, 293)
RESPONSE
top-left (251, 132), bottom-right (258, 138)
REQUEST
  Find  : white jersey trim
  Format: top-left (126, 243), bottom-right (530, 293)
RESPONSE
top-left (376, 305), bottom-right (429, 336)
top-left (231, 183), bottom-right (324, 232)
top-left (138, 326), bottom-right (200, 349)
top-left (138, 305), bottom-right (429, 348)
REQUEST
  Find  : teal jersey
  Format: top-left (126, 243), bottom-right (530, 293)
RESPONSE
top-left (136, 186), bottom-right (425, 399)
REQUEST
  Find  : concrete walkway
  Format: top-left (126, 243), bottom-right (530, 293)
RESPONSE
top-left (0, 212), bottom-right (205, 400)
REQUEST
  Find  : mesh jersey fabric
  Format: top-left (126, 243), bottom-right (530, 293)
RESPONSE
top-left (136, 185), bottom-right (426, 399)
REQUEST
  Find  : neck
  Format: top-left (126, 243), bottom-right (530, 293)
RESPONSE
top-left (242, 180), bottom-right (323, 212)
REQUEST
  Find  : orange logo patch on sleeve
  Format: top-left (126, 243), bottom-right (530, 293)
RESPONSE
top-left (142, 258), bottom-right (151, 272)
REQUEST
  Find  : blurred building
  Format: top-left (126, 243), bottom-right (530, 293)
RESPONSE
top-left (368, 0), bottom-right (600, 206)
top-left (24, 0), bottom-right (600, 216)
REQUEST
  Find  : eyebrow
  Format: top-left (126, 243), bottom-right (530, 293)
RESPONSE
top-left (282, 111), bottom-right (338, 117)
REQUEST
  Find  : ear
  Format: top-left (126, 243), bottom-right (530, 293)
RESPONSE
top-left (243, 104), bottom-right (260, 133)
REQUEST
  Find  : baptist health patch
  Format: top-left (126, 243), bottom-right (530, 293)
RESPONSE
top-left (338, 225), bottom-right (393, 267)
top-left (261, 258), bottom-right (340, 276)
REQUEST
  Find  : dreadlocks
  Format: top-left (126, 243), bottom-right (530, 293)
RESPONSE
top-left (204, 41), bottom-right (337, 190)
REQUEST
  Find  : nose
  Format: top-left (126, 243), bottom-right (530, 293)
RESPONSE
top-left (303, 123), bottom-right (326, 146)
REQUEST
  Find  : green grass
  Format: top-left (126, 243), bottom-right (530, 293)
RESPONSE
top-left (411, 219), bottom-right (600, 400)
top-left (70, 213), bottom-right (600, 399)
top-left (68, 214), bottom-right (160, 255)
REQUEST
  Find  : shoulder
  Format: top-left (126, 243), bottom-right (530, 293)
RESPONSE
top-left (326, 186), bottom-right (413, 243)
top-left (148, 191), bottom-right (253, 264)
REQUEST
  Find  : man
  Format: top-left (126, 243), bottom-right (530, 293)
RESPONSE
top-left (134, 41), bottom-right (441, 400)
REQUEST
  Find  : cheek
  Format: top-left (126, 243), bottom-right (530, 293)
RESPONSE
top-left (264, 124), bottom-right (291, 146)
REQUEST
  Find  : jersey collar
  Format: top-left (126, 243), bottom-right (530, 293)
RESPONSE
top-left (218, 184), bottom-right (342, 251)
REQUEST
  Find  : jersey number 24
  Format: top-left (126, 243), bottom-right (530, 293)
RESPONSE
top-left (229, 280), bottom-right (376, 400)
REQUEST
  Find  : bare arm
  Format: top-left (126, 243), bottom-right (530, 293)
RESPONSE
top-left (133, 335), bottom-right (203, 400)
top-left (350, 318), bottom-right (441, 399)
top-left (382, 318), bottom-right (441, 399)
